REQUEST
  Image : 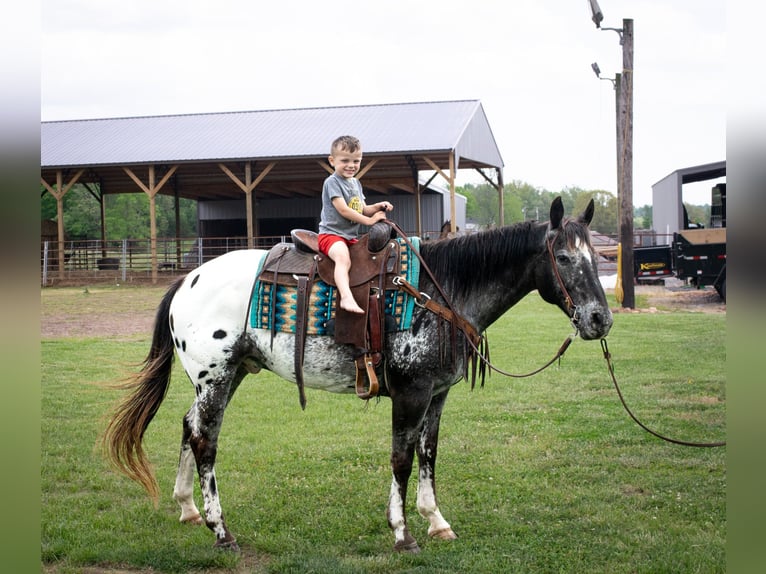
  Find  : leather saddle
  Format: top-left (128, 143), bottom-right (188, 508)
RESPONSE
top-left (256, 222), bottom-right (401, 407)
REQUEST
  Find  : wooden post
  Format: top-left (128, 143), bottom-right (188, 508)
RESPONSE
top-left (449, 152), bottom-right (456, 233)
top-left (40, 169), bottom-right (83, 281)
top-left (619, 18), bottom-right (635, 308)
top-left (123, 164), bottom-right (178, 283)
top-left (219, 161), bottom-right (276, 249)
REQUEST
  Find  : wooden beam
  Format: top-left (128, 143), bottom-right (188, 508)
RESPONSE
top-left (123, 165), bottom-right (179, 282)
top-left (421, 156), bottom-right (450, 183)
top-left (317, 160), bottom-right (334, 175)
top-left (355, 158), bottom-right (378, 180)
top-left (218, 162), bottom-right (276, 248)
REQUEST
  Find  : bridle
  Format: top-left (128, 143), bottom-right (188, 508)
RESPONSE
top-left (545, 222), bottom-right (582, 330)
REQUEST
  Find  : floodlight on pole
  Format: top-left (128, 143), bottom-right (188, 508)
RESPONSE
top-left (588, 0), bottom-right (604, 28)
top-left (591, 62), bottom-right (616, 88)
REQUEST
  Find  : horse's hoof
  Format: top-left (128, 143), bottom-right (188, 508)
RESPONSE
top-left (213, 538), bottom-right (240, 552)
top-left (394, 534), bottom-right (421, 553)
top-left (429, 527), bottom-right (458, 541)
top-left (180, 513), bottom-right (204, 526)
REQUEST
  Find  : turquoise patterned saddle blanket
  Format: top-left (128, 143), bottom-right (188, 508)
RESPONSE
top-left (249, 237), bottom-right (421, 335)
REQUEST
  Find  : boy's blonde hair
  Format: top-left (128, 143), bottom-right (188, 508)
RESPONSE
top-left (330, 135), bottom-right (361, 155)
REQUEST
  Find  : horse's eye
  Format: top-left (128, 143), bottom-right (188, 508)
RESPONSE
top-left (556, 254), bottom-right (571, 265)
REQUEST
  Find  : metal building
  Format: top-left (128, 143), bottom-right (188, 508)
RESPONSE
top-left (41, 100), bottom-right (503, 280)
top-left (651, 160), bottom-right (726, 244)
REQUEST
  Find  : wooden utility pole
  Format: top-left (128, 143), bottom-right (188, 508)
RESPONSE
top-left (619, 19), bottom-right (635, 308)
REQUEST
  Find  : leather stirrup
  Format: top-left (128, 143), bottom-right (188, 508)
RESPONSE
top-left (355, 354), bottom-right (379, 400)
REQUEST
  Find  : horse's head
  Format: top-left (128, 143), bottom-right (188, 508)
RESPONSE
top-left (535, 197), bottom-right (613, 340)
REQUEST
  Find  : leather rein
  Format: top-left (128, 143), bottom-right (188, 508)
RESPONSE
top-left (387, 220), bottom-right (725, 449)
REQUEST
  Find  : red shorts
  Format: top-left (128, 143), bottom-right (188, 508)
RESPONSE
top-left (317, 233), bottom-right (358, 256)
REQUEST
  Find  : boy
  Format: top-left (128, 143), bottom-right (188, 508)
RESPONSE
top-left (318, 135), bottom-right (393, 314)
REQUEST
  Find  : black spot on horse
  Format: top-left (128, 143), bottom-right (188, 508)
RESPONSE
top-left (198, 370), bottom-right (208, 379)
top-left (213, 330), bottom-right (227, 339)
top-left (209, 475), bottom-right (217, 496)
top-left (174, 338), bottom-right (180, 349)
top-left (209, 363), bottom-right (217, 369)
top-left (191, 274), bottom-right (200, 288)
top-left (182, 340), bottom-right (187, 352)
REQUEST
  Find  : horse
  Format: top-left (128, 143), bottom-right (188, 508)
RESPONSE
top-left (103, 196), bottom-right (613, 553)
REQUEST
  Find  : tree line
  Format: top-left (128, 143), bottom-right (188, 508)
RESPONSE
top-left (457, 180), bottom-right (710, 235)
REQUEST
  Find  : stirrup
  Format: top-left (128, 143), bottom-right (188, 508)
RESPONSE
top-left (355, 354), bottom-right (379, 399)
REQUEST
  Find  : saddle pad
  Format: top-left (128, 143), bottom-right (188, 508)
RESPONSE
top-left (249, 237), bottom-right (420, 335)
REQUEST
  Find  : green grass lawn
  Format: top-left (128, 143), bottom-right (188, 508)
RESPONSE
top-left (41, 288), bottom-right (725, 573)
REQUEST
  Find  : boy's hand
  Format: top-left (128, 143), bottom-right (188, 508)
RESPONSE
top-left (378, 201), bottom-right (393, 212)
top-left (370, 210), bottom-right (387, 224)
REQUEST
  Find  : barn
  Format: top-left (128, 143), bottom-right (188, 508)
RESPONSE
top-left (41, 100), bottom-right (504, 281)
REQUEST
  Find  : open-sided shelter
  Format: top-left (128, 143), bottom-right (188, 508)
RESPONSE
top-left (41, 99), bottom-right (504, 281)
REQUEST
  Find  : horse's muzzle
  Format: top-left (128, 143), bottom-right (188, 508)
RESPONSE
top-left (575, 303), bottom-right (613, 340)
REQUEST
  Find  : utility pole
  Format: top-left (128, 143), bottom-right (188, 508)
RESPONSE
top-left (619, 19), bottom-right (634, 308)
top-left (589, 2), bottom-right (635, 308)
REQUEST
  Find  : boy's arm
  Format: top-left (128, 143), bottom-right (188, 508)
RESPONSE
top-left (362, 201), bottom-right (393, 216)
top-left (332, 197), bottom-right (387, 226)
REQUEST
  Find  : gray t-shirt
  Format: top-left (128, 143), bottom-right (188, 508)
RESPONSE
top-left (318, 173), bottom-right (366, 239)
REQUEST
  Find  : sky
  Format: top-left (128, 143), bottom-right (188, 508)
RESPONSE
top-left (40, 0), bottom-right (726, 208)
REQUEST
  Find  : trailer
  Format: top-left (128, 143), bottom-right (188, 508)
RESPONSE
top-left (634, 182), bottom-right (726, 301)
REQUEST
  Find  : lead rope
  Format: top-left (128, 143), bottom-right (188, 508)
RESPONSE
top-left (600, 338), bottom-right (725, 447)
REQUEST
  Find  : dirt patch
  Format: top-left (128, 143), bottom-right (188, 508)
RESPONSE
top-left (613, 280), bottom-right (725, 315)
top-left (41, 284), bottom-right (173, 339)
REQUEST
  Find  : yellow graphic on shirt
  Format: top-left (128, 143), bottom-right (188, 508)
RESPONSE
top-left (348, 196), bottom-right (363, 214)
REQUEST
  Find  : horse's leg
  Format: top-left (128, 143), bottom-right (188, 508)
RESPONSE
top-left (173, 367), bottom-right (249, 526)
top-left (173, 408), bottom-right (203, 525)
top-left (387, 389), bottom-right (432, 553)
top-left (185, 365), bottom-right (248, 550)
top-left (415, 390), bottom-right (457, 541)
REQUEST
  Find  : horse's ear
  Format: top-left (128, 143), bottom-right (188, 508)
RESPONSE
top-left (579, 199), bottom-right (595, 226)
top-left (550, 196), bottom-right (564, 229)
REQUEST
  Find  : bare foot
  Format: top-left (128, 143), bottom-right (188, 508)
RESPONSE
top-left (340, 297), bottom-right (365, 314)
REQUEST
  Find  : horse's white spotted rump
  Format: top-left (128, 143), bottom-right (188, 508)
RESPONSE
top-left (103, 197), bottom-right (612, 553)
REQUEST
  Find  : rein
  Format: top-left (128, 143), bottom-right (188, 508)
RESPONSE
top-left (599, 338), bottom-right (726, 448)
top-left (546, 225), bottom-right (725, 448)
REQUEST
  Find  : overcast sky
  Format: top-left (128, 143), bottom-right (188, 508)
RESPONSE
top-left (41, 0), bottom-right (726, 207)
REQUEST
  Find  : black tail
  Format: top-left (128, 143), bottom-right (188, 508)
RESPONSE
top-left (101, 276), bottom-right (185, 504)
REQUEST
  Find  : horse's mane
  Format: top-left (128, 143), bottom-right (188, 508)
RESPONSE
top-left (419, 218), bottom-right (591, 297)
top-left (420, 221), bottom-right (542, 296)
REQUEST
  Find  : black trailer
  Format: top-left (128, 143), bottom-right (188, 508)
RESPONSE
top-left (634, 227), bottom-right (726, 300)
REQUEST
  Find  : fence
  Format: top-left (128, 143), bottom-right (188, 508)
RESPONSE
top-left (40, 235), bottom-right (289, 286)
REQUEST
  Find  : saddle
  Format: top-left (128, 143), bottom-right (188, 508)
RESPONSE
top-left (256, 222), bottom-right (401, 408)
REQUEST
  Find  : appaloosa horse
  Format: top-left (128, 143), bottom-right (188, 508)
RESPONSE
top-left (103, 197), bottom-right (612, 553)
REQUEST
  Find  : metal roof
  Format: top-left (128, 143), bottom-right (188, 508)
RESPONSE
top-left (41, 100), bottom-right (504, 202)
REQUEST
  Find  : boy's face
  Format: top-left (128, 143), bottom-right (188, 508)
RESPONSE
top-left (329, 147), bottom-right (363, 179)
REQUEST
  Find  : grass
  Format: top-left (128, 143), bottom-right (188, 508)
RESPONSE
top-left (41, 287), bottom-right (725, 573)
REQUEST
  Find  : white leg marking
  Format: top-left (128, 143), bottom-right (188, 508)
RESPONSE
top-left (388, 477), bottom-right (408, 544)
top-left (173, 447), bottom-right (202, 524)
top-left (417, 467), bottom-right (452, 536)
